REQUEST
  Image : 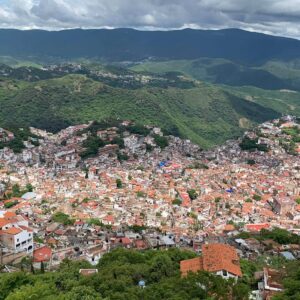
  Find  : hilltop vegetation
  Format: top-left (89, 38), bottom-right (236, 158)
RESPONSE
top-left (0, 73), bottom-right (284, 148)
top-left (0, 248), bottom-right (250, 300)
top-left (1, 247), bottom-right (299, 299)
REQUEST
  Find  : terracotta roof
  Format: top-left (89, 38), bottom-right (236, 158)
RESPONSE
top-left (180, 257), bottom-right (203, 277)
top-left (1, 227), bottom-right (22, 235)
top-left (3, 211), bottom-right (17, 218)
top-left (246, 223), bottom-right (270, 232)
top-left (224, 224), bottom-right (235, 232)
top-left (0, 219), bottom-right (11, 228)
top-left (121, 237), bottom-right (132, 245)
top-left (33, 246), bottom-right (52, 262)
top-left (202, 244), bottom-right (242, 277)
top-left (135, 239), bottom-right (146, 249)
top-left (103, 215), bottom-right (114, 223)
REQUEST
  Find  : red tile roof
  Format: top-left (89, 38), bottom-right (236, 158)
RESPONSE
top-left (180, 243), bottom-right (242, 277)
top-left (180, 257), bottom-right (203, 277)
top-left (33, 246), bottom-right (52, 263)
top-left (202, 244), bottom-right (242, 277)
top-left (1, 227), bottom-right (22, 235)
top-left (246, 223), bottom-right (270, 232)
top-left (121, 237), bottom-right (132, 245)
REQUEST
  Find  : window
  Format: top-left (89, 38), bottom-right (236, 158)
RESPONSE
top-left (17, 238), bottom-right (19, 242)
top-left (222, 270), bottom-right (228, 277)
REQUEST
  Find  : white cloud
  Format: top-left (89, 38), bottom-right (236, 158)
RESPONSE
top-left (0, 0), bottom-right (299, 38)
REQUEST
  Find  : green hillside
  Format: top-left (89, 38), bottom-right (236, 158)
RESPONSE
top-left (0, 248), bottom-right (252, 300)
top-left (0, 74), bottom-right (288, 148)
top-left (131, 58), bottom-right (300, 91)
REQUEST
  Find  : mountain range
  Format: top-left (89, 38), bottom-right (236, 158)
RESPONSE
top-left (1, 28), bottom-right (300, 64)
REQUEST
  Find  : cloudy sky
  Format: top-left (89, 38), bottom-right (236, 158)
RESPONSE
top-left (0, 0), bottom-right (300, 38)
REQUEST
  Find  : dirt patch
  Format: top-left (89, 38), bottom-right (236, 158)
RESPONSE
top-left (239, 118), bottom-right (251, 128)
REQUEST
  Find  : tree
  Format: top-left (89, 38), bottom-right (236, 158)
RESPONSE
top-left (215, 197), bottom-right (221, 203)
top-left (80, 135), bottom-right (105, 159)
top-left (0, 272), bottom-right (32, 300)
top-left (253, 194), bottom-right (262, 201)
top-left (12, 184), bottom-right (21, 197)
top-left (40, 261), bottom-right (45, 274)
top-left (63, 286), bottom-right (102, 300)
top-left (116, 179), bottom-right (123, 189)
top-left (0, 248), bottom-right (256, 300)
top-left (149, 254), bottom-right (175, 283)
top-left (247, 159), bottom-right (256, 165)
top-left (172, 198), bottom-right (182, 206)
top-left (5, 282), bottom-right (56, 300)
top-left (260, 228), bottom-right (300, 245)
top-left (4, 200), bottom-right (18, 209)
top-left (153, 135), bottom-right (169, 149)
top-left (111, 137), bottom-right (125, 149)
top-left (232, 282), bottom-right (250, 300)
top-left (20, 257), bottom-right (33, 272)
top-left (26, 183), bottom-right (33, 192)
top-left (52, 212), bottom-right (75, 225)
top-left (117, 151), bottom-right (129, 162)
top-left (30, 264), bottom-right (35, 274)
top-left (187, 189), bottom-right (198, 200)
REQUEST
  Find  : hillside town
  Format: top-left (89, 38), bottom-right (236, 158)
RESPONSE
top-left (0, 116), bottom-right (299, 299)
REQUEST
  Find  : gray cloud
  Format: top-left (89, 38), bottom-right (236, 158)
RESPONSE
top-left (0, 0), bottom-right (299, 38)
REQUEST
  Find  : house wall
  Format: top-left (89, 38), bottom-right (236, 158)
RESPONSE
top-left (215, 270), bottom-right (238, 281)
top-left (1, 230), bottom-right (33, 253)
top-left (263, 273), bottom-right (283, 292)
top-left (15, 230), bottom-right (33, 253)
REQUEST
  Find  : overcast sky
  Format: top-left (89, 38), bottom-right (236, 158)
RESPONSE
top-left (0, 0), bottom-right (300, 39)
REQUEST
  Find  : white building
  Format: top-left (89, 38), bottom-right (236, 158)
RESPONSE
top-left (0, 211), bottom-right (34, 253)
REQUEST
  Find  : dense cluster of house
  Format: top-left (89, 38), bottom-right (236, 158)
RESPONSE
top-left (0, 116), bottom-right (299, 299)
top-left (0, 128), bottom-right (14, 143)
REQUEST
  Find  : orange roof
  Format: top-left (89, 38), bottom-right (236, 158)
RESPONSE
top-left (202, 243), bottom-right (242, 277)
top-left (2, 227), bottom-right (22, 235)
top-left (3, 211), bottom-right (17, 218)
top-left (33, 246), bottom-right (52, 262)
top-left (0, 219), bottom-right (11, 228)
top-left (224, 224), bottom-right (235, 232)
top-left (103, 215), bottom-right (114, 223)
top-left (242, 202), bottom-right (253, 214)
top-left (246, 223), bottom-right (270, 232)
top-left (180, 257), bottom-right (203, 277)
top-left (121, 237), bottom-right (132, 245)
